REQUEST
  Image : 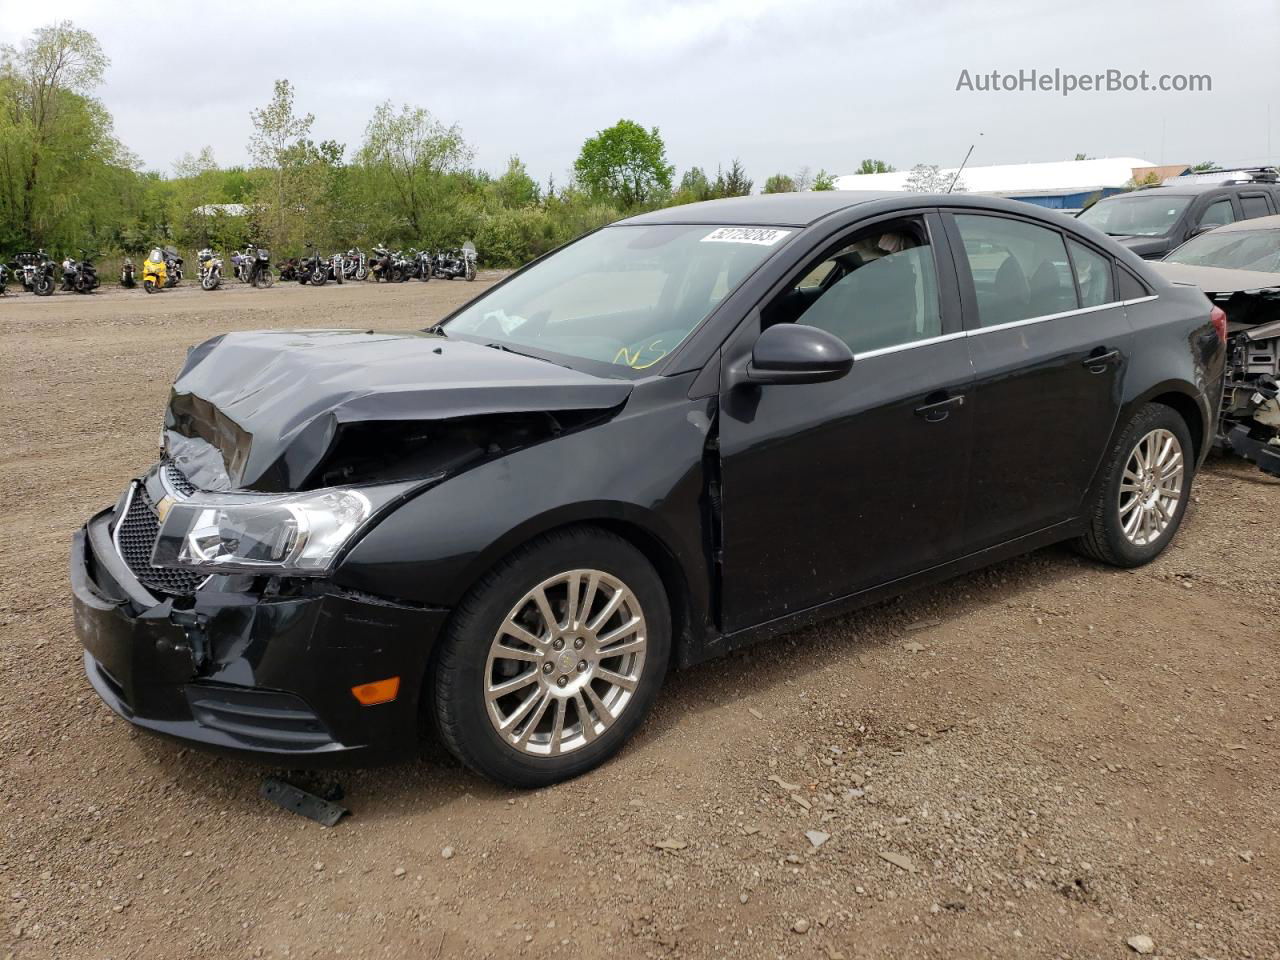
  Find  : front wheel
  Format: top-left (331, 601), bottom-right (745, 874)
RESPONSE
top-left (1074, 403), bottom-right (1194, 567)
top-left (432, 528), bottom-right (671, 787)
top-left (311, 270), bottom-right (327, 286)
top-left (34, 276), bottom-right (53, 296)
top-left (255, 270), bottom-right (274, 288)
top-left (143, 278), bottom-right (158, 294)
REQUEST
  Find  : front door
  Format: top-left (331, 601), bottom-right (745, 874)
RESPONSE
top-left (718, 213), bottom-right (975, 633)
top-left (945, 211), bottom-right (1132, 549)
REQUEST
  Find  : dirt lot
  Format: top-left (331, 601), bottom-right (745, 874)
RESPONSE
top-left (1, 279), bottom-right (1277, 960)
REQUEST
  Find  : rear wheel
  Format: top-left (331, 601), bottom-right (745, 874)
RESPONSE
top-left (433, 528), bottom-right (670, 787)
top-left (1075, 403), bottom-right (1194, 567)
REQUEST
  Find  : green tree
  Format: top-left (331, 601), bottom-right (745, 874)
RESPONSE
top-left (812, 169), bottom-right (837, 191)
top-left (357, 100), bottom-right (471, 239)
top-left (762, 172), bottom-right (796, 194)
top-left (674, 166), bottom-right (712, 204)
top-left (573, 119), bottom-right (673, 208)
top-left (1190, 160), bottom-right (1216, 172)
top-left (490, 155), bottom-right (540, 209)
top-left (855, 158), bottom-right (894, 174)
top-left (247, 79), bottom-right (316, 249)
top-left (0, 20), bottom-right (127, 249)
top-left (713, 158), bottom-right (752, 197)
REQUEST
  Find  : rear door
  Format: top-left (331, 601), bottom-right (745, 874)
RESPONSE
top-left (943, 210), bottom-right (1133, 550)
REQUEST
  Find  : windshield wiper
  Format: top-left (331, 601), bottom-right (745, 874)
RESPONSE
top-left (484, 342), bottom-right (571, 369)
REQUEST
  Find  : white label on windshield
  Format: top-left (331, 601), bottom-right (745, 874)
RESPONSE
top-left (701, 227), bottom-right (791, 246)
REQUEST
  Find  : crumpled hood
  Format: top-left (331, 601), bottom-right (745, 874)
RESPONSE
top-left (165, 329), bottom-right (632, 491)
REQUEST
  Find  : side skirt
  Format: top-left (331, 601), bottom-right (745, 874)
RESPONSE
top-left (688, 519), bottom-right (1080, 667)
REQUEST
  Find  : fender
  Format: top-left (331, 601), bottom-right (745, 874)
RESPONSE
top-left (334, 376), bottom-right (717, 656)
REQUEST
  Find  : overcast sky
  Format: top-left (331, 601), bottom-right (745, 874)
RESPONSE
top-left (3, 0), bottom-right (1278, 186)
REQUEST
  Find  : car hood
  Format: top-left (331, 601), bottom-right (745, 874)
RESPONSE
top-left (1149, 261), bottom-right (1280, 294)
top-left (164, 329), bottom-right (633, 491)
top-left (1113, 236), bottom-right (1171, 258)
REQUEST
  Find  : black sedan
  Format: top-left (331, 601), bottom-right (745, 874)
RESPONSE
top-left (72, 192), bottom-right (1226, 786)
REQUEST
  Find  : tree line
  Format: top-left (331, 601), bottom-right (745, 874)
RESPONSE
top-left (0, 22), bottom-right (897, 268)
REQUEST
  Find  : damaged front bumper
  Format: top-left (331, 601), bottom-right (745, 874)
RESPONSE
top-left (71, 506), bottom-right (449, 765)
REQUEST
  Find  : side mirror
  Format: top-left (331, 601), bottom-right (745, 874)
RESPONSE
top-left (739, 324), bottom-right (853, 386)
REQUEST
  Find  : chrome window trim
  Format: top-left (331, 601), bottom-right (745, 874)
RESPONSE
top-left (852, 330), bottom-right (966, 361)
top-left (833, 295), bottom-right (1161, 361)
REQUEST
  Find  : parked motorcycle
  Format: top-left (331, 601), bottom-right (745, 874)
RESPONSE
top-left (0, 262), bottom-right (8, 295)
top-left (121, 257), bottom-right (136, 288)
top-left (369, 246), bottom-right (394, 282)
top-left (248, 247), bottom-right (273, 287)
top-left (163, 246), bottom-right (183, 287)
top-left (296, 247), bottom-right (327, 285)
top-left (197, 248), bottom-right (223, 291)
top-left (411, 248), bottom-right (434, 281)
top-left (142, 247), bottom-right (167, 293)
top-left (343, 247), bottom-right (367, 281)
top-left (278, 257), bottom-right (299, 283)
top-left (15, 250), bottom-right (57, 295)
top-left (432, 242), bottom-right (478, 281)
top-left (61, 250), bottom-right (101, 294)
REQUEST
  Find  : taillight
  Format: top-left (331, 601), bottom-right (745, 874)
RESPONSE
top-left (1210, 305), bottom-right (1227, 344)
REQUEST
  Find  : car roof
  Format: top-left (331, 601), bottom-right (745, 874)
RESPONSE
top-left (619, 191), bottom-right (900, 227)
top-left (1210, 213), bottom-right (1280, 233)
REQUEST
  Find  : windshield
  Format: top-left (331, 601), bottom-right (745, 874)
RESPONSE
top-left (1165, 229), bottom-right (1280, 272)
top-left (441, 224), bottom-right (790, 375)
top-left (1078, 195), bottom-right (1192, 237)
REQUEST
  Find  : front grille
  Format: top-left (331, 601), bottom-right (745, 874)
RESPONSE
top-left (161, 459), bottom-right (198, 497)
top-left (114, 485), bottom-right (205, 595)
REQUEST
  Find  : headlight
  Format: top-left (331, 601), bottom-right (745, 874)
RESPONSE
top-left (150, 488), bottom-right (375, 576)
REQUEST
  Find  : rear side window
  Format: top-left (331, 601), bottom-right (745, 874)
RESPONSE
top-left (954, 215), bottom-right (1078, 326)
top-left (1116, 266), bottom-right (1149, 300)
top-left (1066, 239), bottom-right (1115, 307)
top-left (1199, 199), bottom-right (1235, 227)
top-left (1240, 194), bottom-right (1272, 219)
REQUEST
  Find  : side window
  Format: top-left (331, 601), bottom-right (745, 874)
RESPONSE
top-left (1240, 194), bottom-right (1272, 219)
top-left (1199, 199), bottom-right (1235, 228)
top-left (1066, 239), bottom-right (1115, 307)
top-left (1116, 265), bottom-right (1149, 301)
top-left (763, 217), bottom-right (941, 355)
top-left (954, 215), bottom-right (1079, 326)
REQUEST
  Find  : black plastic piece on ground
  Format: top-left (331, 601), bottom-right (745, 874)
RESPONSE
top-left (260, 776), bottom-right (349, 826)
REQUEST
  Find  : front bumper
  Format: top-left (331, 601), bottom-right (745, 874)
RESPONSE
top-left (71, 507), bottom-right (449, 766)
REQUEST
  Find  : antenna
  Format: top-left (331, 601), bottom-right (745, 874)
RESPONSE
top-left (947, 133), bottom-right (981, 193)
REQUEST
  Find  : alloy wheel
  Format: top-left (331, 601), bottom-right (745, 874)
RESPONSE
top-left (484, 569), bottom-right (647, 757)
top-left (1118, 428), bottom-right (1184, 546)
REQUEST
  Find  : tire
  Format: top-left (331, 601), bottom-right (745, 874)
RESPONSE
top-left (255, 270), bottom-right (273, 289)
top-left (1074, 403), bottom-right (1195, 567)
top-left (355, 266), bottom-right (368, 281)
top-left (34, 276), bottom-right (53, 296)
top-left (311, 270), bottom-right (327, 286)
top-left (432, 527), bottom-right (671, 787)
top-left (143, 278), bottom-right (157, 293)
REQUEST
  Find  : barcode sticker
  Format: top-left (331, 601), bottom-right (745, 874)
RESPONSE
top-left (701, 227), bottom-right (792, 246)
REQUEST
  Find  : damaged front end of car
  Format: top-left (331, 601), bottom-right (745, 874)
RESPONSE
top-left (71, 328), bottom-right (632, 763)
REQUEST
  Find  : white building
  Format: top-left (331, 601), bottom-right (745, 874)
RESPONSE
top-left (834, 157), bottom-right (1159, 212)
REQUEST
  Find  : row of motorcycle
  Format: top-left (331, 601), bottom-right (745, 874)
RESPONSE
top-left (3, 250), bottom-right (103, 296)
top-left (0, 241), bottom-right (477, 296)
top-left (279, 243), bottom-right (479, 286)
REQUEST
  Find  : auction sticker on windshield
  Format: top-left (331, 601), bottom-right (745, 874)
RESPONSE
top-left (701, 227), bottom-right (792, 245)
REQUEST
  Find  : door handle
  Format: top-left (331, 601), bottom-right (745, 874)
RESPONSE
top-left (914, 393), bottom-right (965, 422)
top-left (1082, 348), bottom-right (1120, 372)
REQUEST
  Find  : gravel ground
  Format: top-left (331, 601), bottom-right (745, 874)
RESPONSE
top-left (1, 279), bottom-right (1277, 960)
